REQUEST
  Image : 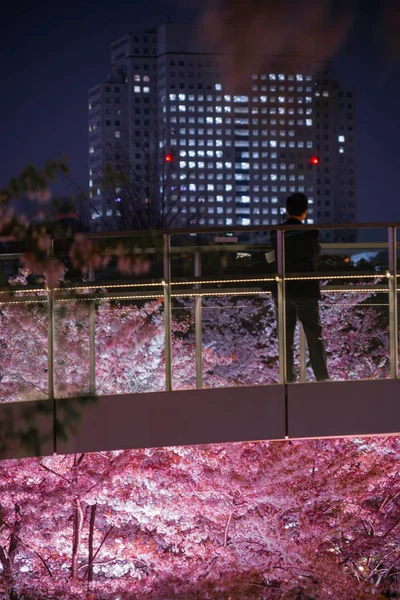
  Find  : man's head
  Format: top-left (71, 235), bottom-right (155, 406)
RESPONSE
top-left (286, 193), bottom-right (308, 221)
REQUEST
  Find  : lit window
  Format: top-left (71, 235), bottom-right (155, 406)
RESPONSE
top-left (233, 95), bottom-right (249, 102)
top-left (306, 119), bottom-right (312, 126)
top-left (338, 135), bottom-right (345, 143)
top-left (188, 161), bottom-right (195, 168)
top-left (323, 91), bottom-right (329, 97)
top-left (179, 161), bottom-right (187, 168)
top-left (178, 105), bottom-right (186, 112)
top-left (216, 195), bottom-right (223, 202)
top-left (143, 87), bottom-right (150, 93)
top-left (339, 147), bottom-right (344, 154)
top-left (215, 83), bottom-right (222, 91)
top-left (89, 146), bottom-right (94, 154)
top-left (296, 74), bottom-right (303, 81)
top-left (134, 86), bottom-right (141, 93)
top-left (178, 94), bottom-right (186, 101)
top-left (169, 94), bottom-right (176, 101)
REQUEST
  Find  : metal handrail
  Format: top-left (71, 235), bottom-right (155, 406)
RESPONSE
top-left (1, 220), bottom-right (400, 245)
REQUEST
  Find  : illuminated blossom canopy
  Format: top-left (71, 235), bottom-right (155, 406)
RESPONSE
top-left (0, 437), bottom-right (399, 599)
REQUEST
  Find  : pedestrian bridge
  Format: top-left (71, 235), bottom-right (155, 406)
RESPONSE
top-left (0, 223), bottom-right (399, 459)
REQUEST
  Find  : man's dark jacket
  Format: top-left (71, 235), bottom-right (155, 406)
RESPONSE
top-left (271, 218), bottom-right (321, 300)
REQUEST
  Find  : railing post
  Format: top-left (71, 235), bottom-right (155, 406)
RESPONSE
top-left (299, 324), bottom-right (307, 382)
top-left (388, 226), bottom-right (398, 379)
top-left (277, 230), bottom-right (286, 384)
top-left (163, 234), bottom-right (173, 391)
top-left (88, 266), bottom-right (96, 396)
top-left (47, 238), bottom-right (56, 453)
top-left (194, 250), bottom-right (202, 389)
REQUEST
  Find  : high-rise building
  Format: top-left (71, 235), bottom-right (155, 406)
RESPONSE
top-left (88, 23), bottom-right (357, 238)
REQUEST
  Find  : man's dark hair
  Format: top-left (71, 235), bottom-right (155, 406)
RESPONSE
top-left (286, 193), bottom-right (308, 217)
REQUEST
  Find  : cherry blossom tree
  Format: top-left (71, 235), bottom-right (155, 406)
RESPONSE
top-left (0, 436), bottom-right (399, 599)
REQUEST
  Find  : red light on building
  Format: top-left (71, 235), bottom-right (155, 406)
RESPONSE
top-left (310, 156), bottom-right (319, 165)
top-left (165, 153), bottom-right (173, 163)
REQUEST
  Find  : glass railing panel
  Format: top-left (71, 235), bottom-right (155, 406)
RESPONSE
top-left (53, 233), bottom-right (165, 396)
top-left (0, 296), bottom-right (49, 403)
top-left (94, 296), bottom-right (166, 396)
top-left (0, 244), bottom-right (49, 403)
top-left (320, 291), bottom-right (390, 381)
top-left (170, 229), bottom-right (279, 388)
top-left (201, 293), bottom-right (279, 388)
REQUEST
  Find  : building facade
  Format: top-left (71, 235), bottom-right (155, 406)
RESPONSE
top-left (88, 23), bottom-right (357, 237)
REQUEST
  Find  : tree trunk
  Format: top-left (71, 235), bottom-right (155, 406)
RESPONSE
top-left (88, 503), bottom-right (97, 582)
top-left (0, 505), bottom-right (21, 600)
top-left (71, 497), bottom-right (83, 579)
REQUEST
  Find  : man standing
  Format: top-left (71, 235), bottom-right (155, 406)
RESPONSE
top-left (271, 193), bottom-right (329, 383)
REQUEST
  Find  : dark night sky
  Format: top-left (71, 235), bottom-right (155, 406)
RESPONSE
top-left (1, 0), bottom-right (399, 225)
